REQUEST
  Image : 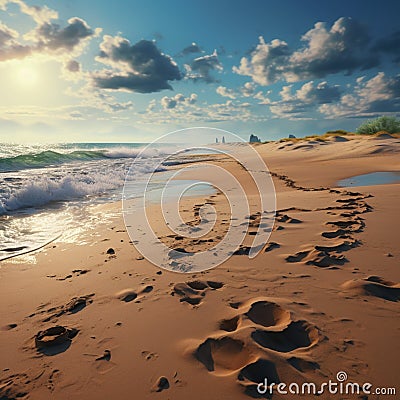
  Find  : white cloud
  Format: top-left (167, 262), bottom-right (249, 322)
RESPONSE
top-left (268, 80), bottom-right (342, 119)
top-left (234, 17), bottom-right (378, 85)
top-left (233, 37), bottom-right (289, 85)
top-left (216, 85), bottom-right (236, 99)
top-left (3, 0), bottom-right (57, 24)
top-left (0, 0), bottom-right (100, 62)
top-left (241, 82), bottom-right (255, 97)
top-left (319, 72), bottom-right (400, 118)
top-left (253, 90), bottom-right (271, 104)
top-left (0, 22), bottom-right (30, 61)
top-left (160, 93), bottom-right (198, 109)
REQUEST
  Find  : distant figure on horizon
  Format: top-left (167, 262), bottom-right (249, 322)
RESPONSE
top-left (222, 136), bottom-right (225, 143)
top-left (216, 137), bottom-right (219, 143)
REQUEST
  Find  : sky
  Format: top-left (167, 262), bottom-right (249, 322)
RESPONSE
top-left (0, 0), bottom-right (399, 142)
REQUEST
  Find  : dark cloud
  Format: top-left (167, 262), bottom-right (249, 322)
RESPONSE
top-left (93, 36), bottom-right (182, 93)
top-left (180, 42), bottom-right (202, 56)
top-left (234, 17), bottom-right (379, 85)
top-left (106, 101), bottom-right (134, 112)
top-left (0, 23), bottom-right (31, 61)
top-left (0, 1), bottom-right (97, 62)
top-left (373, 31), bottom-right (400, 62)
top-left (185, 50), bottom-right (222, 83)
top-left (297, 81), bottom-right (342, 104)
top-left (69, 111), bottom-right (83, 119)
top-left (65, 59), bottom-right (80, 72)
top-left (32, 17), bottom-right (95, 52)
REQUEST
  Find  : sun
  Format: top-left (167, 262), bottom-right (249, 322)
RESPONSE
top-left (16, 65), bottom-right (39, 86)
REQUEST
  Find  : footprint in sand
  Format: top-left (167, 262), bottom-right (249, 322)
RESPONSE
top-left (72, 269), bottom-right (90, 276)
top-left (219, 315), bottom-right (240, 332)
top-left (245, 300), bottom-right (291, 328)
top-left (264, 242), bottom-right (280, 252)
top-left (321, 228), bottom-right (349, 238)
top-left (35, 326), bottom-right (79, 356)
top-left (326, 218), bottom-right (365, 233)
top-left (1, 323), bottom-right (17, 331)
top-left (0, 369), bottom-right (63, 399)
top-left (172, 280), bottom-right (224, 306)
top-left (251, 320), bottom-right (320, 352)
top-left (29, 294), bottom-right (94, 322)
top-left (307, 238), bottom-right (359, 267)
top-left (194, 298), bottom-right (323, 397)
top-left (238, 359), bottom-right (280, 397)
top-left (315, 239), bottom-right (360, 253)
top-left (141, 350), bottom-right (159, 361)
top-left (195, 336), bottom-right (254, 372)
top-left (341, 276), bottom-right (400, 302)
top-left (285, 247), bottom-right (348, 268)
top-left (51, 269), bottom-right (90, 280)
top-left (285, 251), bottom-right (309, 263)
top-left (96, 349), bottom-right (111, 361)
top-left (275, 213), bottom-right (302, 224)
top-left (151, 376), bottom-right (170, 392)
top-left (233, 243), bottom-right (266, 256)
top-left (94, 352), bottom-right (116, 374)
top-left (116, 285), bottom-right (154, 303)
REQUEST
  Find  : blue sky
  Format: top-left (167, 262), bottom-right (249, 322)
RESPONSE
top-left (0, 0), bottom-right (399, 142)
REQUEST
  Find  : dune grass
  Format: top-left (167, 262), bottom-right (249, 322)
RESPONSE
top-left (356, 116), bottom-right (400, 135)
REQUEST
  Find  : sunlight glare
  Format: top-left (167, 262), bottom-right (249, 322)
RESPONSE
top-left (16, 65), bottom-right (39, 86)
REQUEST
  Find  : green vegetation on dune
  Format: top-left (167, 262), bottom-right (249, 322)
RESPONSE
top-left (269, 121), bottom-right (400, 144)
top-left (356, 116), bottom-right (400, 135)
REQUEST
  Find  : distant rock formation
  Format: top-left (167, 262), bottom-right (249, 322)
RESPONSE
top-left (289, 134), bottom-right (296, 138)
top-left (249, 134), bottom-right (261, 143)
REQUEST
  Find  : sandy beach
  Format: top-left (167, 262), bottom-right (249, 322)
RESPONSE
top-left (1, 134), bottom-right (399, 400)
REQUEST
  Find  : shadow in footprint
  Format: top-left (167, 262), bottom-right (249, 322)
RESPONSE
top-left (321, 229), bottom-right (348, 238)
top-left (195, 337), bottom-right (251, 372)
top-left (251, 321), bottom-right (319, 352)
top-left (219, 316), bottom-right (240, 332)
top-left (285, 251), bottom-right (309, 263)
top-left (287, 357), bottom-right (320, 372)
top-left (342, 276), bottom-right (400, 302)
top-left (35, 326), bottom-right (78, 356)
top-left (238, 359), bottom-right (280, 399)
top-left (121, 292), bottom-right (138, 302)
top-left (245, 301), bottom-right (291, 328)
top-left (173, 280), bottom-right (224, 306)
top-left (38, 341), bottom-right (72, 356)
top-left (264, 242), bottom-right (280, 252)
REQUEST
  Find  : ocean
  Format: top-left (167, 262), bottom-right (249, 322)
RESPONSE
top-left (0, 142), bottom-right (193, 261)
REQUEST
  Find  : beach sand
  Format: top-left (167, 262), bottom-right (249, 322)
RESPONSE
top-left (1, 134), bottom-right (399, 399)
